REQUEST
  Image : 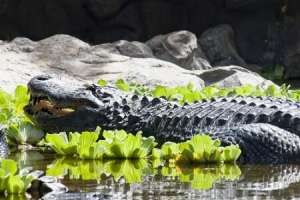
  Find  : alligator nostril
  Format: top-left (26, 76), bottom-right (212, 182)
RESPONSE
top-left (36, 75), bottom-right (51, 81)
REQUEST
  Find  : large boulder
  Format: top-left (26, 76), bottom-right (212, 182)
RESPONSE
top-left (146, 31), bottom-right (212, 70)
top-left (199, 24), bottom-right (246, 67)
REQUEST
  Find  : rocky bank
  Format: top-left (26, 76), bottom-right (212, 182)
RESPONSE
top-left (0, 33), bottom-right (272, 92)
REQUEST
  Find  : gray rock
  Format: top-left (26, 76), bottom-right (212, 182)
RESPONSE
top-left (38, 176), bottom-right (58, 183)
top-left (0, 34), bottom-right (205, 92)
top-left (196, 65), bottom-right (275, 88)
top-left (30, 175), bottom-right (68, 199)
top-left (41, 182), bottom-right (68, 194)
top-left (0, 34), bottom-right (272, 92)
top-left (98, 40), bottom-right (154, 58)
top-left (28, 170), bottom-right (45, 179)
top-left (147, 30), bottom-right (212, 70)
top-left (199, 24), bottom-right (246, 67)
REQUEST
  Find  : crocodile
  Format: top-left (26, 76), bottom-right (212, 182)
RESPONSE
top-left (24, 75), bottom-right (300, 164)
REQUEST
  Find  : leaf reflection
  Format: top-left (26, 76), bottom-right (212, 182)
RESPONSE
top-left (46, 158), bottom-right (241, 190)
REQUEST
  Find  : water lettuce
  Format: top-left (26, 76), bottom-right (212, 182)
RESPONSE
top-left (102, 130), bottom-right (157, 159)
top-left (45, 128), bottom-right (241, 163)
top-left (175, 135), bottom-right (241, 163)
top-left (45, 128), bottom-right (158, 160)
top-left (0, 159), bottom-right (34, 194)
top-left (109, 79), bottom-right (300, 104)
top-left (0, 86), bottom-right (44, 145)
top-left (45, 132), bottom-right (80, 155)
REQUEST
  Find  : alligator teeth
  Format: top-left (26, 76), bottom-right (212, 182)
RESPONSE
top-left (33, 99), bottom-right (75, 117)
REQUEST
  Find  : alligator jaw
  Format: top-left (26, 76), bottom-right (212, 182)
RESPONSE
top-left (24, 75), bottom-right (106, 132)
top-left (26, 93), bottom-right (75, 118)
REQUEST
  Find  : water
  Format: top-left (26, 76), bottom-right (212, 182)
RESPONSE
top-left (7, 150), bottom-right (300, 200)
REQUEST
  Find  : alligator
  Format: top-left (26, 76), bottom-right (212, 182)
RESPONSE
top-left (24, 75), bottom-right (300, 164)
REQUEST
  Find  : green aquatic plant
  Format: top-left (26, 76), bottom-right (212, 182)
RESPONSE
top-left (0, 86), bottom-right (44, 145)
top-left (152, 135), bottom-right (241, 164)
top-left (45, 129), bottom-right (103, 158)
top-left (101, 130), bottom-right (157, 159)
top-left (0, 159), bottom-right (34, 194)
top-left (107, 79), bottom-right (300, 104)
top-left (45, 132), bottom-right (81, 156)
top-left (45, 128), bottom-right (158, 160)
top-left (45, 129), bottom-right (240, 163)
top-left (114, 79), bottom-right (151, 96)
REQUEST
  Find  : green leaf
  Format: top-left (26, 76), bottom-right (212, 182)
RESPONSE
top-left (77, 131), bottom-right (101, 159)
top-left (115, 79), bottom-right (130, 92)
top-left (152, 86), bottom-right (169, 98)
top-left (151, 148), bottom-right (162, 159)
top-left (6, 175), bottom-right (25, 194)
top-left (97, 79), bottom-right (107, 87)
top-left (14, 86), bottom-right (29, 115)
top-left (221, 145), bottom-right (242, 162)
top-left (161, 142), bottom-right (180, 161)
top-left (1, 160), bottom-right (18, 176)
top-left (45, 132), bottom-right (77, 155)
top-left (114, 130), bottom-right (128, 142)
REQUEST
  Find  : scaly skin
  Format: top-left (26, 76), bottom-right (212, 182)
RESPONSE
top-left (24, 75), bottom-right (300, 163)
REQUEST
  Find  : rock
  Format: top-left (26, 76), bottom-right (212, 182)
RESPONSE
top-left (199, 24), bottom-right (246, 67)
top-left (41, 182), bottom-right (68, 194)
top-left (196, 65), bottom-right (275, 87)
top-left (0, 34), bottom-right (273, 91)
top-left (147, 31), bottom-right (212, 70)
top-left (38, 176), bottom-right (58, 183)
top-left (29, 175), bottom-right (68, 199)
top-left (0, 34), bottom-right (205, 92)
top-left (28, 170), bottom-right (45, 179)
top-left (99, 40), bottom-right (154, 58)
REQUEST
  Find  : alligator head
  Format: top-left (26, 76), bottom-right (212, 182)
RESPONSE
top-left (24, 75), bottom-right (116, 133)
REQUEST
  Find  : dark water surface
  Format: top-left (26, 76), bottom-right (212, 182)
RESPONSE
top-left (7, 151), bottom-right (300, 200)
